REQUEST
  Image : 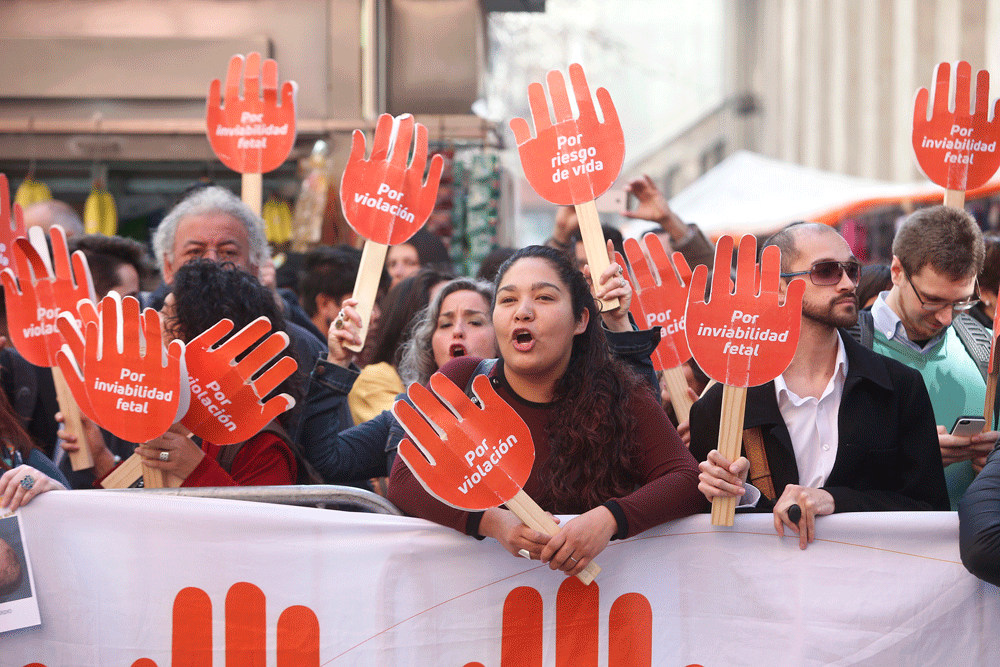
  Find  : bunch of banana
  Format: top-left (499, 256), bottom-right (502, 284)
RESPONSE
top-left (14, 176), bottom-right (52, 208)
top-left (84, 182), bottom-right (117, 236)
top-left (263, 195), bottom-right (293, 245)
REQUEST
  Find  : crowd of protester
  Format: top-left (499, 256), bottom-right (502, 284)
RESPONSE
top-left (1, 176), bottom-right (998, 583)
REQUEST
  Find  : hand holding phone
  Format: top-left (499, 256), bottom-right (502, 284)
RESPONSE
top-left (951, 415), bottom-right (987, 438)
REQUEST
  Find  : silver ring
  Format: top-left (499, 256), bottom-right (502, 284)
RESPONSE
top-left (619, 277), bottom-right (627, 288)
top-left (569, 556), bottom-right (579, 563)
top-left (19, 474), bottom-right (35, 491)
top-left (616, 266), bottom-right (623, 276)
top-left (159, 451), bottom-right (170, 462)
top-left (518, 548), bottom-right (530, 559)
top-left (333, 310), bottom-right (346, 329)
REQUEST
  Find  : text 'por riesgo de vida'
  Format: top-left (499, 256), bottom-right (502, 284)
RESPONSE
top-left (550, 134), bottom-right (605, 183)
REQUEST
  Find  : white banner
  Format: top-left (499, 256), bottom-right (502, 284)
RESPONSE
top-left (1, 491), bottom-right (998, 667)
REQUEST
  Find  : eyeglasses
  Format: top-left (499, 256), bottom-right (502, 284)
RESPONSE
top-left (903, 267), bottom-right (980, 312)
top-left (780, 261), bottom-right (861, 286)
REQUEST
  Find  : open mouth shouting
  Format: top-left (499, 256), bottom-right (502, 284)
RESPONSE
top-left (512, 328), bottom-right (535, 352)
top-left (449, 343), bottom-right (467, 358)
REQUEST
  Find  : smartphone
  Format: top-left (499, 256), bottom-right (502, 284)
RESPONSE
top-left (595, 190), bottom-right (626, 213)
top-left (951, 415), bottom-right (987, 438)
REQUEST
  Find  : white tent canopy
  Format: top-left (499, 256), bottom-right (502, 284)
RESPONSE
top-left (666, 150), bottom-right (946, 236)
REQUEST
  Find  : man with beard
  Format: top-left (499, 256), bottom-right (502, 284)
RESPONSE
top-left (690, 223), bottom-right (949, 549)
top-left (149, 185), bottom-right (325, 364)
top-left (848, 206), bottom-right (996, 509)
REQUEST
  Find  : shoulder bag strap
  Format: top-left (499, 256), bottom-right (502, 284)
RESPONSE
top-left (743, 426), bottom-right (776, 501)
top-left (952, 313), bottom-right (990, 383)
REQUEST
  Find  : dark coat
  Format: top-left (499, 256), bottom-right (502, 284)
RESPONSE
top-left (690, 331), bottom-right (950, 513)
top-left (959, 442), bottom-right (1000, 586)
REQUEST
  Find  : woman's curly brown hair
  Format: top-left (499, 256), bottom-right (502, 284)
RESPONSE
top-left (165, 260), bottom-right (304, 417)
top-left (493, 245), bottom-right (647, 514)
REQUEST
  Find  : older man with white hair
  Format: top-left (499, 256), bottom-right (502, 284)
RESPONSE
top-left (151, 186), bottom-right (269, 292)
top-left (147, 185), bottom-right (323, 349)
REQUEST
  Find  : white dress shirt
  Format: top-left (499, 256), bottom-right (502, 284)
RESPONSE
top-left (773, 333), bottom-right (849, 488)
top-left (739, 333), bottom-right (849, 507)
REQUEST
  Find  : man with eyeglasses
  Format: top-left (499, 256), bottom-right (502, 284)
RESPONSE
top-left (847, 205), bottom-right (997, 508)
top-left (691, 222), bottom-right (948, 549)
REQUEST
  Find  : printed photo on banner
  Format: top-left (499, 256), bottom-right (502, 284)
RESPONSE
top-left (0, 512), bottom-right (40, 633)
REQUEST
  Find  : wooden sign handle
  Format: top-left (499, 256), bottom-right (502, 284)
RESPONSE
top-left (506, 488), bottom-right (601, 585)
top-left (52, 366), bottom-right (94, 471)
top-left (142, 463), bottom-right (167, 489)
top-left (344, 240), bottom-right (388, 353)
top-left (944, 188), bottom-right (965, 210)
top-left (243, 173), bottom-right (263, 217)
top-left (986, 371), bottom-right (998, 430)
top-left (144, 426), bottom-right (187, 488)
top-left (711, 383), bottom-right (748, 527)
top-left (99, 452), bottom-right (186, 489)
top-left (100, 453), bottom-right (143, 488)
top-left (574, 200), bottom-right (619, 311)
top-left (662, 365), bottom-right (693, 424)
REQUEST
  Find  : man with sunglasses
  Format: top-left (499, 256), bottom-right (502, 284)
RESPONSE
top-left (851, 205), bottom-right (996, 508)
top-left (691, 222), bottom-right (949, 549)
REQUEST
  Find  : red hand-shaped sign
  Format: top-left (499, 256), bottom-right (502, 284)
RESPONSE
top-left (990, 307), bottom-right (998, 374)
top-left (340, 113), bottom-right (443, 245)
top-left (55, 300), bottom-right (102, 425)
top-left (0, 226), bottom-right (95, 367)
top-left (622, 234), bottom-right (693, 370)
top-left (394, 373), bottom-right (534, 511)
top-left (181, 317), bottom-right (298, 445)
top-left (206, 52), bottom-right (297, 174)
top-left (81, 294), bottom-right (187, 443)
top-left (686, 235), bottom-right (804, 388)
top-left (510, 63), bottom-right (625, 205)
top-left (912, 61), bottom-right (1000, 191)
top-left (0, 174), bottom-right (25, 272)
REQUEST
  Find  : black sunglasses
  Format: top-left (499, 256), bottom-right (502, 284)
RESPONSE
top-left (780, 261), bottom-right (861, 286)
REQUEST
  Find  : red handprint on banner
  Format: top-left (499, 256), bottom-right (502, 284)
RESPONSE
top-left (20, 582), bottom-right (321, 667)
top-left (0, 226), bottom-right (94, 367)
top-left (169, 583), bottom-right (318, 667)
top-left (510, 64), bottom-right (625, 205)
top-left (206, 52), bottom-right (297, 174)
top-left (686, 235), bottom-right (803, 388)
top-left (0, 173), bottom-right (26, 272)
top-left (340, 113), bottom-right (443, 246)
top-left (166, 583), bottom-right (318, 667)
top-left (912, 61), bottom-right (1000, 192)
top-left (622, 234), bottom-right (693, 371)
top-left (394, 373), bottom-right (534, 511)
top-left (462, 578), bottom-right (666, 667)
top-left (81, 293), bottom-right (187, 443)
top-left (181, 316), bottom-right (298, 445)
